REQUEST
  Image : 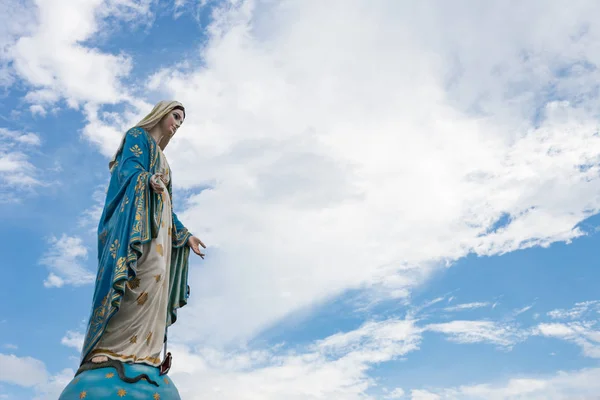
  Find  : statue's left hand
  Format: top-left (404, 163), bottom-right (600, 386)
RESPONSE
top-left (188, 236), bottom-right (206, 259)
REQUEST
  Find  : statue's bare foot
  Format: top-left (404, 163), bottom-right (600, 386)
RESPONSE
top-left (91, 355), bottom-right (108, 363)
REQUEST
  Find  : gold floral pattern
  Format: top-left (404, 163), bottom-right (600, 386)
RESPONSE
top-left (129, 128), bottom-right (142, 137)
top-left (117, 388), bottom-right (127, 397)
top-left (110, 239), bottom-right (120, 259)
top-left (154, 274), bottom-right (161, 283)
top-left (145, 331), bottom-right (153, 345)
top-left (156, 243), bottom-right (163, 257)
top-left (120, 194), bottom-right (129, 213)
top-left (130, 144), bottom-right (143, 157)
top-left (79, 391), bottom-right (87, 399)
top-left (130, 335), bottom-right (137, 344)
top-left (153, 393), bottom-right (160, 400)
top-left (105, 372), bottom-right (114, 378)
top-left (115, 257), bottom-right (127, 280)
top-left (127, 277), bottom-right (140, 290)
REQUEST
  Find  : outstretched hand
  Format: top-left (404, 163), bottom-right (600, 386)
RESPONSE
top-left (188, 236), bottom-right (206, 259)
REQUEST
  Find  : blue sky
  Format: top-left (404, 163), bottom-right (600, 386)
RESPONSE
top-left (2, 1), bottom-right (600, 399)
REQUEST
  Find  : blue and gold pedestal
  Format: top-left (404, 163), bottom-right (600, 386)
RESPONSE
top-left (58, 363), bottom-right (181, 399)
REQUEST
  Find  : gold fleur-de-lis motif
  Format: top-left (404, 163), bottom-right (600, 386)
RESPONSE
top-left (136, 292), bottom-right (148, 306)
top-left (130, 335), bottom-right (137, 344)
top-left (130, 145), bottom-right (143, 157)
top-left (117, 388), bottom-right (127, 397)
top-left (146, 331), bottom-right (153, 345)
top-left (109, 239), bottom-right (119, 259)
top-left (127, 277), bottom-right (140, 290)
top-left (120, 195), bottom-right (129, 213)
top-left (156, 243), bottom-right (163, 257)
top-left (115, 257), bottom-right (127, 277)
top-left (129, 128), bottom-right (142, 137)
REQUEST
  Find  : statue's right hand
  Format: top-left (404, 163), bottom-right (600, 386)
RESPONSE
top-left (150, 174), bottom-right (165, 194)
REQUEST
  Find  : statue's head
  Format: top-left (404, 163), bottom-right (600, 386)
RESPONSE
top-left (108, 100), bottom-right (187, 170)
top-left (136, 100), bottom-right (186, 149)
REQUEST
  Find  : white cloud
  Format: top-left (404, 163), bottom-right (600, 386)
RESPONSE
top-left (411, 367), bottom-right (600, 400)
top-left (547, 300), bottom-right (600, 320)
top-left (411, 390), bottom-right (441, 400)
top-left (0, 128), bottom-right (43, 202)
top-left (5, 0), bottom-right (154, 111)
top-left (39, 234), bottom-right (93, 288)
top-left (0, 0), bottom-right (36, 87)
top-left (77, 185), bottom-right (109, 233)
top-left (0, 353), bottom-right (48, 387)
top-left (426, 320), bottom-right (527, 348)
top-left (60, 331), bottom-right (84, 352)
top-left (108, 0), bottom-right (600, 348)
top-left (171, 318), bottom-right (421, 399)
top-left (536, 322), bottom-right (600, 358)
top-left (444, 302), bottom-right (490, 312)
top-left (32, 368), bottom-right (75, 400)
top-left (513, 304), bottom-right (535, 317)
top-left (384, 388), bottom-right (406, 399)
top-left (0, 352), bottom-right (73, 400)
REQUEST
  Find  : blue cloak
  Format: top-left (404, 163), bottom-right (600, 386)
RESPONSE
top-left (80, 127), bottom-right (192, 364)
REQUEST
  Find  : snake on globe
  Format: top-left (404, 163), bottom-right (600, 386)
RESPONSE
top-left (75, 359), bottom-right (159, 387)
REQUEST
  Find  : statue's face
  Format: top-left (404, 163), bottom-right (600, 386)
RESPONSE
top-left (159, 108), bottom-right (185, 149)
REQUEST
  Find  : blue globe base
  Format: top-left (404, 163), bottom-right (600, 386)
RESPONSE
top-left (58, 362), bottom-right (181, 399)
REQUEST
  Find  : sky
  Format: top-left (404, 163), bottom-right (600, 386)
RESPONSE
top-left (1, 0), bottom-right (600, 398)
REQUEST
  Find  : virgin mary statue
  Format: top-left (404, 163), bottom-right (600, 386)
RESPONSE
top-left (59, 101), bottom-right (205, 400)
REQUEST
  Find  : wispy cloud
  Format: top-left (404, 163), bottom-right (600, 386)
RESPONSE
top-left (547, 300), bottom-right (600, 320)
top-left (0, 128), bottom-right (43, 202)
top-left (410, 367), bottom-right (600, 400)
top-left (513, 304), bottom-right (535, 317)
top-left (535, 322), bottom-right (600, 358)
top-left (444, 302), bottom-right (490, 312)
top-left (60, 331), bottom-right (84, 352)
top-left (77, 185), bottom-right (108, 233)
top-left (171, 318), bottom-right (422, 399)
top-left (39, 234), bottom-right (93, 288)
top-left (426, 320), bottom-right (528, 349)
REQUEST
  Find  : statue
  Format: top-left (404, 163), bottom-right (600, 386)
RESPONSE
top-left (59, 101), bottom-right (206, 399)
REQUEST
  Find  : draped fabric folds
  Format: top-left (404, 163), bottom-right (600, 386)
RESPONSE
top-left (81, 127), bottom-right (192, 365)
